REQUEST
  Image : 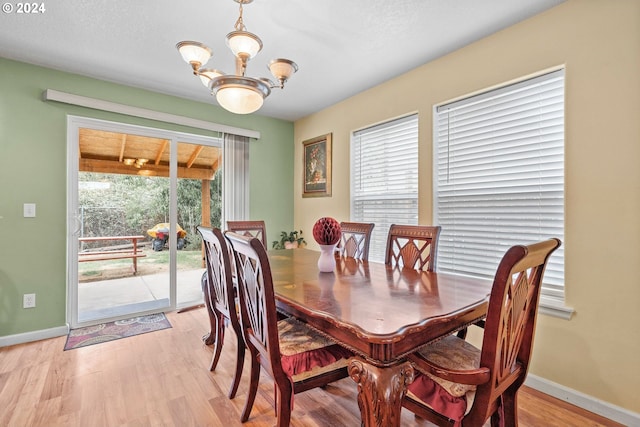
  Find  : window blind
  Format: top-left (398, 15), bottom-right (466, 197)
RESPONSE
top-left (434, 70), bottom-right (565, 300)
top-left (352, 114), bottom-right (419, 262)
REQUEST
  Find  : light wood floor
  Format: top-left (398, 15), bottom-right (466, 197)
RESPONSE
top-left (0, 309), bottom-right (625, 427)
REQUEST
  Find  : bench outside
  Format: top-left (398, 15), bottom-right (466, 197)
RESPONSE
top-left (78, 235), bottom-right (146, 274)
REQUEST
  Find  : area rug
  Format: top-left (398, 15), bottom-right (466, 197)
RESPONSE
top-left (64, 313), bottom-right (172, 350)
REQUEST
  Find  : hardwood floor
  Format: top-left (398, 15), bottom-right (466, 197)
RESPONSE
top-left (0, 309), bottom-right (625, 427)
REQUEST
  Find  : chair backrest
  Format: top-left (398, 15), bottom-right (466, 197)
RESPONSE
top-left (197, 226), bottom-right (236, 321)
top-left (225, 231), bottom-right (286, 379)
top-left (226, 220), bottom-right (267, 247)
top-left (468, 238), bottom-right (561, 425)
top-left (338, 222), bottom-right (375, 260)
top-left (384, 224), bottom-right (441, 271)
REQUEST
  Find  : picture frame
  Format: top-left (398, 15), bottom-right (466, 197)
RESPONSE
top-left (302, 133), bottom-right (332, 198)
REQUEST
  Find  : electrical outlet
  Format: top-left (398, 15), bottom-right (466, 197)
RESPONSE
top-left (23, 293), bottom-right (36, 308)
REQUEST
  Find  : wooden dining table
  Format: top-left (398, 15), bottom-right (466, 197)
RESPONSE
top-left (268, 248), bottom-right (493, 427)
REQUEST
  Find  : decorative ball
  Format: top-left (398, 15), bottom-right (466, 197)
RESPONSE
top-left (312, 217), bottom-right (342, 245)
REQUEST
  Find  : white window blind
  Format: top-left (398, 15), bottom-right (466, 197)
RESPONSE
top-left (434, 70), bottom-right (565, 301)
top-left (352, 114), bottom-right (419, 262)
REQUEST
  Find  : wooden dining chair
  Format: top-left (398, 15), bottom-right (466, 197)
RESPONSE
top-left (225, 231), bottom-right (353, 427)
top-left (196, 226), bottom-right (245, 399)
top-left (226, 220), bottom-right (267, 247)
top-left (385, 224), bottom-right (442, 271)
top-left (403, 238), bottom-right (561, 427)
top-left (338, 221), bottom-right (375, 260)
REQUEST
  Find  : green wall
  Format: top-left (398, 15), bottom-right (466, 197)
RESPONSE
top-left (0, 57), bottom-right (294, 337)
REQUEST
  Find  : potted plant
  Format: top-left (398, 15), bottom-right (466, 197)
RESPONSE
top-left (272, 230), bottom-right (306, 249)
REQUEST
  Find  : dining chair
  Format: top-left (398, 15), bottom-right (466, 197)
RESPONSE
top-left (384, 224), bottom-right (477, 339)
top-left (196, 226), bottom-right (245, 399)
top-left (403, 238), bottom-right (561, 427)
top-left (338, 221), bottom-right (375, 260)
top-left (385, 224), bottom-right (442, 271)
top-left (225, 231), bottom-right (353, 427)
top-left (226, 220), bottom-right (267, 247)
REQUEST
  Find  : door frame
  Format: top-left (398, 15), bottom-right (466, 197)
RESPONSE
top-left (66, 115), bottom-right (221, 328)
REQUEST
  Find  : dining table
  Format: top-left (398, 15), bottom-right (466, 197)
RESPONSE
top-left (267, 248), bottom-right (493, 427)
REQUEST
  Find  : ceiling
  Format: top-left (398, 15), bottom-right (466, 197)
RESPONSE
top-left (79, 128), bottom-right (221, 179)
top-left (0, 0), bottom-right (564, 122)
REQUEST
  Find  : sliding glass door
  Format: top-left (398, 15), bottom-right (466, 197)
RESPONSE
top-left (175, 139), bottom-right (223, 309)
top-left (67, 117), bottom-right (222, 328)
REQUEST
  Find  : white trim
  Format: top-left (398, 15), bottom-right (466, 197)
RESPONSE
top-left (525, 374), bottom-right (640, 426)
top-left (67, 115), bottom-right (80, 328)
top-left (42, 89), bottom-right (261, 139)
top-left (539, 295), bottom-right (575, 320)
top-left (0, 325), bottom-right (69, 347)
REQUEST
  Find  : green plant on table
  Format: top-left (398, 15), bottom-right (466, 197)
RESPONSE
top-left (272, 230), bottom-right (306, 249)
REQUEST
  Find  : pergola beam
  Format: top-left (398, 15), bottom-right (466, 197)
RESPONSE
top-left (79, 158), bottom-right (217, 180)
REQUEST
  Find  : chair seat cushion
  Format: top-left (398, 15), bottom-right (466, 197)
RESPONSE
top-left (411, 335), bottom-right (481, 397)
top-left (406, 335), bottom-right (481, 425)
top-left (406, 381), bottom-right (474, 425)
top-left (278, 317), bottom-right (352, 379)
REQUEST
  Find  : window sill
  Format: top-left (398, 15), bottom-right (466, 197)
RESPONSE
top-left (539, 295), bottom-right (574, 320)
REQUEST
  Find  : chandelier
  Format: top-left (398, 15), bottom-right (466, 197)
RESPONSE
top-left (176, 0), bottom-right (298, 115)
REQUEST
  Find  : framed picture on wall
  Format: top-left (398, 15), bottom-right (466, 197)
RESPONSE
top-left (302, 133), bottom-right (332, 198)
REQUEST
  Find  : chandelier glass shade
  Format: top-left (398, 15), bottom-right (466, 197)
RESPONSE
top-left (176, 42), bottom-right (212, 72)
top-left (211, 76), bottom-right (270, 115)
top-left (268, 58), bottom-right (299, 88)
top-left (176, 0), bottom-right (297, 115)
top-left (197, 69), bottom-right (225, 87)
top-left (226, 30), bottom-right (262, 60)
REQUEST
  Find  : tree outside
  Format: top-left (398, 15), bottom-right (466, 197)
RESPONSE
top-left (78, 171), bottom-right (222, 280)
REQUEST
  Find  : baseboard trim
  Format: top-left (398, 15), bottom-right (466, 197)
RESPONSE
top-left (525, 374), bottom-right (640, 426)
top-left (0, 325), bottom-right (69, 347)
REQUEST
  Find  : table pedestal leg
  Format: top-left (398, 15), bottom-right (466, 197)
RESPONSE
top-left (348, 357), bottom-right (415, 427)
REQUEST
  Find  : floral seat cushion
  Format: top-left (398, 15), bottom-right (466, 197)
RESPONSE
top-left (278, 317), bottom-right (352, 380)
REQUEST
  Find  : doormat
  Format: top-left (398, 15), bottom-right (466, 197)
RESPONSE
top-left (64, 313), bottom-right (172, 350)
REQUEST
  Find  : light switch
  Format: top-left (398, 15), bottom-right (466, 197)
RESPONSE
top-left (23, 203), bottom-right (36, 218)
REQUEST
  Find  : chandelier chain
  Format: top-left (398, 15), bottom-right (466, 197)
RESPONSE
top-left (234, 3), bottom-right (246, 32)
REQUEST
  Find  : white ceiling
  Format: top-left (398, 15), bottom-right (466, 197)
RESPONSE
top-left (0, 0), bottom-right (564, 121)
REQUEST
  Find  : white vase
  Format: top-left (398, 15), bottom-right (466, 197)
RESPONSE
top-left (318, 244), bottom-right (337, 272)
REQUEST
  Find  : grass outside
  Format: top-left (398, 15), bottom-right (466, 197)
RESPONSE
top-left (79, 249), bottom-right (203, 283)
